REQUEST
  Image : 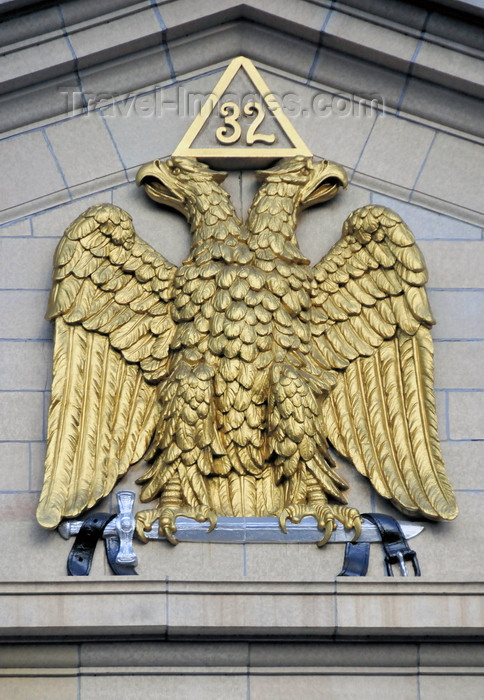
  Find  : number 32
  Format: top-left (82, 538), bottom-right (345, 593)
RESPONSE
top-left (216, 101), bottom-right (276, 145)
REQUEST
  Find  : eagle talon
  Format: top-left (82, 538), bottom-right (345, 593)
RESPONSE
top-left (161, 525), bottom-right (179, 546)
top-left (136, 504), bottom-right (218, 546)
top-left (332, 506), bottom-right (363, 543)
top-left (279, 503), bottom-right (362, 547)
top-left (205, 511), bottom-right (217, 533)
top-left (135, 508), bottom-right (159, 543)
top-left (351, 516), bottom-right (362, 543)
top-left (316, 522), bottom-right (334, 548)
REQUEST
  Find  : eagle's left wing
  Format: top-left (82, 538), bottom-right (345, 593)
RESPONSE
top-left (37, 204), bottom-right (177, 528)
top-left (310, 205), bottom-right (457, 520)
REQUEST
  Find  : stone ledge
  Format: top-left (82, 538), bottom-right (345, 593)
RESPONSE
top-left (1, 580), bottom-right (483, 641)
top-left (2, 639), bottom-right (484, 674)
top-left (1, 1), bottom-right (483, 114)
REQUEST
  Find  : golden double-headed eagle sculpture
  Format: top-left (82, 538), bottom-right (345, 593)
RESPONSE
top-left (36, 59), bottom-right (457, 546)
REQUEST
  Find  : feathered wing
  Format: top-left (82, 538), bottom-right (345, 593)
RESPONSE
top-left (311, 205), bottom-right (457, 520)
top-left (37, 204), bottom-right (177, 528)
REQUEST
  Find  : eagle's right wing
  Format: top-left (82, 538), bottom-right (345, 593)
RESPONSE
top-left (310, 205), bottom-right (457, 521)
top-left (36, 204), bottom-right (177, 528)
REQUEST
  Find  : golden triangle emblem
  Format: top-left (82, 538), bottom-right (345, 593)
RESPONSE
top-left (173, 56), bottom-right (312, 168)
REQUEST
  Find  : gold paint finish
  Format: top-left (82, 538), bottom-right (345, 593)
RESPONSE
top-left (37, 156), bottom-right (457, 545)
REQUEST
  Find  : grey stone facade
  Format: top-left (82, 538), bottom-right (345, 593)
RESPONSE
top-left (0, 0), bottom-right (483, 697)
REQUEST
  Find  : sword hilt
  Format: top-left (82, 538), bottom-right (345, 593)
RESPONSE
top-left (57, 491), bottom-right (137, 566)
top-left (113, 491), bottom-right (137, 566)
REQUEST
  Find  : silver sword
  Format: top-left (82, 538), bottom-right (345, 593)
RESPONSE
top-left (58, 493), bottom-right (423, 560)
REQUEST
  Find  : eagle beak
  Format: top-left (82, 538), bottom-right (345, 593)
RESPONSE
top-left (136, 159), bottom-right (186, 215)
top-left (301, 160), bottom-right (348, 210)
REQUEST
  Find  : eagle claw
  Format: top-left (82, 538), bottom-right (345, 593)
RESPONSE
top-left (136, 505), bottom-right (217, 546)
top-left (279, 504), bottom-right (362, 547)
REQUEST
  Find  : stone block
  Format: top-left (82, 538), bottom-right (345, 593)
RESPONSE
top-left (259, 70), bottom-right (378, 171)
top-left (104, 71), bottom-right (224, 168)
top-left (415, 134), bottom-right (484, 215)
top-left (324, 10), bottom-right (418, 72)
top-left (0, 442), bottom-right (30, 491)
top-left (161, 0), bottom-right (248, 41)
top-left (0, 391), bottom-right (44, 441)
top-left (428, 291), bottom-right (484, 340)
top-left (0, 77), bottom-right (82, 136)
top-left (0, 132), bottom-right (66, 212)
top-left (80, 640), bottom-right (249, 668)
top-left (158, 24), bottom-right (235, 81)
top-left (440, 440), bottom-right (484, 490)
top-left (336, 577), bottom-right (484, 630)
top-left (0, 291), bottom-right (52, 340)
top-left (0, 219), bottom-right (31, 237)
top-left (0, 238), bottom-right (55, 290)
top-left (434, 341), bottom-right (484, 390)
top-left (0, 676), bottom-right (78, 700)
top-left (436, 247), bottom-right (482, 298)
top-left (357, 115), bottom-right (435, 190)
top-left (167, 582), bottom-right (335, 636)
top-left (80, 45), bottom-right (173, 100)
top-left (434, 389), bottom-right (447, 441)
top-left (249, 640), bottom-right (418, 668)
top-left (0, 6), bottom-right (62, 47)
top-left (32, 192), bottom-right (112, 237)
top-left (426, 10), bottom-right (484, 52)
top-left (401, 77), bottom-right (484, 140)
top-left (60, 0), bottom-right (137, 26)
top-left (0, 580), bottom-right (167, 633)
top-left (243, 0), bottom-right (329, 43)
top-left (413, 42), bottom-right (484, 99)
top-left (0, 493), bottom-right (39, 524)
top-left (448, 392), bottom-right (484, 440)
top-left (311, 47), bottom-right (406, 110)
top-left (370, 194), bottom-right (482, 240)
top-left (250, 673), bottom-right (418, 700)
top-left (170, 22), bottom-right (315, 82)
top-left (45, 113), bottom-right (126, 188)
top-left (0, 521), bottom-right (70, 578)
top-left (30, 440), bottom-right (47, 492)
top-left (80, 674), bottom-right (247, 700)
top-left (0, 341), bottom-right (52, 391)
top-left (420, 641), bottom-right (484, 668)
top-left (67, 5), bottom-right (162, 70)
top-left (341, 0), bottom-right (427, 29)
top-left (244, 542), bottom-right (345, 582)
top-left (420, 673), bottom-right (484, 700)
top-left (0, 35), bottom-right (74, 94)
top-left (0, 642), bottom-right (78, 668)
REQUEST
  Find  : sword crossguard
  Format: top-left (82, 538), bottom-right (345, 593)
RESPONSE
top-left (112, 491), bottom-right (138, 566)
top-left (57, 491), bottom-right (138, 567)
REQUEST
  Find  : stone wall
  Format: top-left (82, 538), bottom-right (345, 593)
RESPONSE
top-left (0, 1), bottom-right (483, 698)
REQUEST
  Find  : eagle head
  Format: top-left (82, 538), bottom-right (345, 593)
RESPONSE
top-left (257, 156), bottom-right (348, 210)
top-left (136, 157), bottom-right (227, 216)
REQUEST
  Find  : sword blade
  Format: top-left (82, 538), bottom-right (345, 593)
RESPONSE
top-left (143, 516), bottom-right (424, 544)
top-left (59, 515), bottom-right (423, 544)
